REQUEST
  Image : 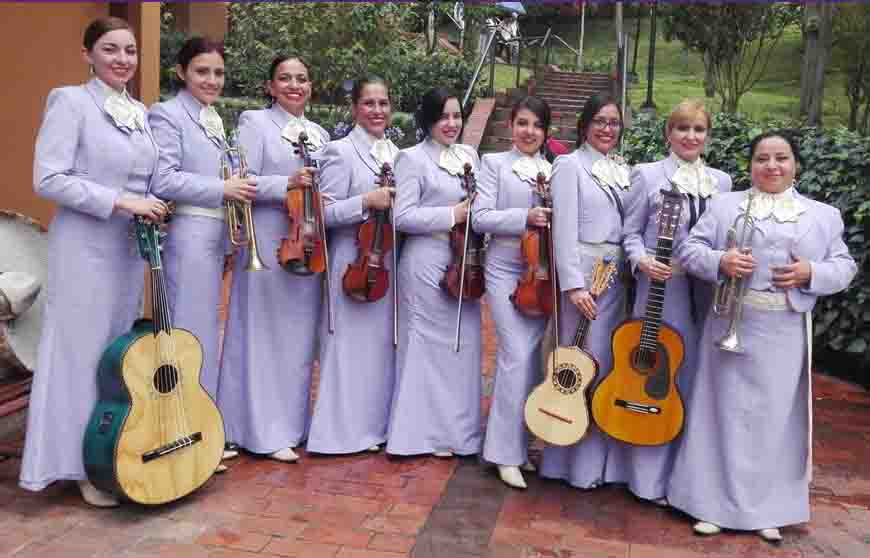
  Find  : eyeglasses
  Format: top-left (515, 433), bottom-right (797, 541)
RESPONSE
top-left (590, 118), bottom-right (623, 130)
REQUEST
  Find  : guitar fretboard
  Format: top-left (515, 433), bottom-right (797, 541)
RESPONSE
top-left (639, 236), bottom-right (673, 352)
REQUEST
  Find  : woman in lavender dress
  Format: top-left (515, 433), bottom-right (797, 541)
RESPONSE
top-left (538, 94), bottom-right (634, 490)
top-left (472, 96), bottom-right (554, 488)
top-left (669, 131), bottom-right (856, 542)
top-left (307, 77), bottom-right (398, 455)
top-left (217, 55), bottom-right (329, 463)
top-left (386, 88), bottom-right (482, 457)
top-left (20, 17), bottom-right (169, 507)
top-left (148, 38), bottom-right (257, 468)
top-left (619, 99), bottom-right (732, 503)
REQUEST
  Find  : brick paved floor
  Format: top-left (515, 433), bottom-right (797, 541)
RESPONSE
top-left (0, 305), bottom-right (868, 557)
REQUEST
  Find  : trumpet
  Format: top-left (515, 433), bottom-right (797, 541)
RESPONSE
top-left (712, 191), bottom-right (756, 353)
top-left (222, 145), bottom-right (268, 272)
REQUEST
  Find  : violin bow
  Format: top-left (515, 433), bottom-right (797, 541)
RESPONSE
top-left (454, 163), bottom-right (476, 353)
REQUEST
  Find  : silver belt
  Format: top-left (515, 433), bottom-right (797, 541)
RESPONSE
top-left (173, 204), bottom-right (225, 221)
top-left (578, 241), bottom-right (623, 262)
top-left (742, 289), bottom-right (790, 311)
top-left (491, 236), bottom-right (520, 248)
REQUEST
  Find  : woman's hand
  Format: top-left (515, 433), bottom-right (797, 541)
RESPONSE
top-left (568, 288), bottom-right (597, 321)
top-left (526, 207), bottom-right (552, 228)
top-left (771, 255), bottom-right (812, 289)
top-left (638, 255), bottom-right (672, 282)
top-left (453, 198), bottom-right (471, 225)
top-left (719, 248), bottom-right (756, 279)
top-left (363, 187), bottom-right (395, 211)
top-left (116, 196), bottom-right (170, 223)
top-left (223, 176), bottom-right (258, 203)
top-left (288, 166), bottom-right (317, 190)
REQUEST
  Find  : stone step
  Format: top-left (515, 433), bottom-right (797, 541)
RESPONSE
top-left (534, 86), bottom-right (608, 97)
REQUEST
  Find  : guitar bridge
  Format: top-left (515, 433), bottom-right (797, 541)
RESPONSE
top-left (615, 399), bottom-right (662, 415)
top-left (141, 432), bottom-right (203, 463)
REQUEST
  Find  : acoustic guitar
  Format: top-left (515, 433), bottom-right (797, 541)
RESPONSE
top-left (83, 217), bottom-right (225, 505)
top-left (524, 257), bottom-right (618, 446)
top-left (591, 184), bottom-right (685, 446)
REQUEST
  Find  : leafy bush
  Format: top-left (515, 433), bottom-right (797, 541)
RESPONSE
top-left (624, 114), bottom-right (870, 362)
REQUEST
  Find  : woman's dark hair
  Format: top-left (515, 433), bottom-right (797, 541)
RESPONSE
top-left (747, 130), bottom-right (804, 172)
top-left (266, 54), bottom-right (311, 106)
top-left (576, 93), bottom-right (623, 148)
top-left (83, 16), bottom-right (132, 51)
top-left (174, 37), bottom-right (224, 90)
top-left (351, 76), bottom-right (390, 105)
top-left (415, 87), bottom-right (463, 139)
top-left (511, 96), bottom-right (554, 162)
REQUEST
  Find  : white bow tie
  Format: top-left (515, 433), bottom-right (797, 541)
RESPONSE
top-left (281, 114), bottom-right (326, 150)
top-left (741, 187), bottom-right (807, 223)
top-left (512, 153), bottom-right (552, 183)
top-left (371, 137), bottom-right (398, 167)
top-left (199, 105), bottom-right (225, 142)
top-left (671, 155), bottom-right (717, 198)
top-left (589, 152), bottom-right (630, 191)
top-left (104, 92), bottom-right (144, 132)
top-left (438, 144), bottom-right (474, 176)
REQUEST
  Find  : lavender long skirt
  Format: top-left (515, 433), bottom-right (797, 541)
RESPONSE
top-left (162, 214), bottom-right (226, 400)
top-left (217, 205), bottom-right (321, 454)
top-left (667, 306), bottom-right (810, 530)
top-left (481, 243), bottom-right (548, 467)
top-left (20, 210), bottom-right (144, 491)
top-left (386, 236), bottom-right (482, 456)
top-left (307, 229), bottom-right (396, 454)
top-left (538, 275), bottom-right (630, 490)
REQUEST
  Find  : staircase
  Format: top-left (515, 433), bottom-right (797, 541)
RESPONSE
top-left (479, 70), bottom-right (612, 155)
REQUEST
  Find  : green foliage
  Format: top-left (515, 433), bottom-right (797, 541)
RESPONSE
top-left (223, 2), bottom-right (476, 114)
top-left (158, 8), bottom-right (187, 94)
top-left (624, 115), bottom-right (870, 360)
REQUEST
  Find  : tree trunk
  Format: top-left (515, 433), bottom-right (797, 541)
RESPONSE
top-left (800, 2), bottom-right (831, 125)
top-left (703, 51), bottom-right (716, 98)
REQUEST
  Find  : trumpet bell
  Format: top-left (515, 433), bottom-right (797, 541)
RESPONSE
top-left (244, 244), bottom-right (268, 272)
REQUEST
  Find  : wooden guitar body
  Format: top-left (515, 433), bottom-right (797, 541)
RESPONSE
top-left (525, 345), bottom-right (598, 446)
top-left (83, 322), bottom-right (225, 505)
top-left (591, 318), bottom-right (685, 446)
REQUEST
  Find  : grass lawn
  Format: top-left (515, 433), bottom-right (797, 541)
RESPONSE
top-left (523, 15), bottom-right (853, 127)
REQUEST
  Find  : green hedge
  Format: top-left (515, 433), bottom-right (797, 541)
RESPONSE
top-left (624, 112), bottom-right (870, 362)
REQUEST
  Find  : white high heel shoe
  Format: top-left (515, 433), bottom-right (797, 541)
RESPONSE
top-left (432, 450), bottom-right (454, 458)
top-left (693, 521), bottom-right (722, 536)
top-left (757, 528), bottom-right (782, 543)
top-left (498, 465), bottom-right (527, 489)
top-left (368, 445), bottom-right (381, 453)
top-left (78, 479), bottom-right (120, 508)
top-left (269, 447), bottom-right (299, 462)
top-left (222, 448), bottom-right (239, 460)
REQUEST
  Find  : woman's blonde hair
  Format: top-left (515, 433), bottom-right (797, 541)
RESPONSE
top-left (665, 99), bottom-right (712, 139)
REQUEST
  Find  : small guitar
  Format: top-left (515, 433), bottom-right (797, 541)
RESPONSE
top-left (83, 217), bottom-right (225, 505)
top-left (591, 185), bottom-right (685, 446)
top-left (524, 257), bottom-right (618, 446)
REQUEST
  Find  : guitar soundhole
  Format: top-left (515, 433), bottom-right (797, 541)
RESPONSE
top-left (153, 365), bottom-right (179, 394)
top-left (553, 365), bottom-right (580, 394)
top-left (632, 347), bottom-right (657, 374)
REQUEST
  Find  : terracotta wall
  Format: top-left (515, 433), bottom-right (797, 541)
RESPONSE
top-left (0, 2), bottom-right (159, 228)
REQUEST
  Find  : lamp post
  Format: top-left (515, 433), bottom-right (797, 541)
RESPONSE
top-left (641, 1), bottom-right (657, 114)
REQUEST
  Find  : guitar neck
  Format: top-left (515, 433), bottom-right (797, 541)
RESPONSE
top-left (149, 263), bottom-right (173, 336)
top-left (572, 314), bottom-right (591, 349)
top-left (639, 236), bottom-right (673, 350)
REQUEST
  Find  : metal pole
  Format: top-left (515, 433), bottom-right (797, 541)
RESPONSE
top-left (489, 36), bottom-right (497, 97)
top-left (515, 40), bottom-right (522, 88)
top-left (577, 0), bottom-right (586, 71)
top-left (462, 27), bottom-right (498, 109)
top-left (642, 2), bottom-right (657, 110)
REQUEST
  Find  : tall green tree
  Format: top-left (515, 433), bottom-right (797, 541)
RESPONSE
top-left (799, 1), bottom-right (833, 126)
top-left (833, 3), bottom-right (870, 134)
top-left (663, 3), bottom-right (800, 113)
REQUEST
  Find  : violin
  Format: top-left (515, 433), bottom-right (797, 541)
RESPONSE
top-left (342, 163), bottom-right (395, 304)
top-left (510, 172), bottom-right (557, 318)
top-left (277, 130), bottom-right (334, 332)
top-left (440, 162), bottom-right (486, 352)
